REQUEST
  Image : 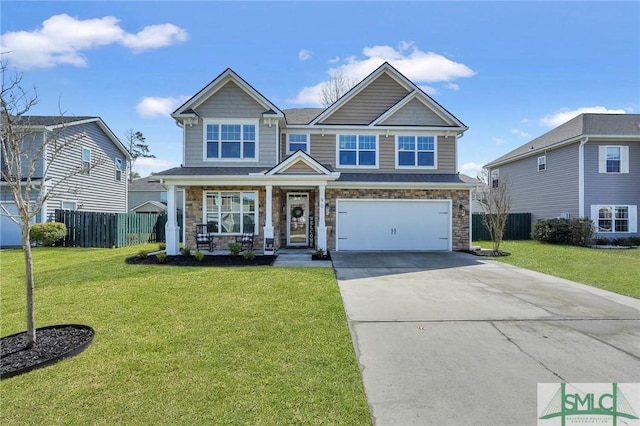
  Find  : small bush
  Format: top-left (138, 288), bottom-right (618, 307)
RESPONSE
top-left (315, 247), bottom-right (325, 257)
top-left (593, 237), bottom-right (610, 245)
top-left (156, 252), bottom-right (167, 263)
top-left (181, 246), bottom-right (192, 256)
top-left (532, 218), bottom-right (594, 246)
top-left (138, 250), bottom-right (148, 259)
top-left (158, 243), bottom-right (166, 250)
top-left (612, 237), bottom-right (635, 247)
top-left (194, 250), bottom-right (205, 262)
top-left (243, 249), bottom-right (255, 260)
top-left (29, 222), bottom-right (67, 246)
top-left (228, 243), bottom-right (241, 256)
top-left (629, 236), bottom-right (640, 246)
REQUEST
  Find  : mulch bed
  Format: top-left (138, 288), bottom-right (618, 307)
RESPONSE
top-left (465, 249), bottom-right (511, 257)
top-left (1, 324), bottom-right (94, 379)
top-left (311, 252), bottom-right (332, 261)
top-left (126, 254), bottom-right (277, 267)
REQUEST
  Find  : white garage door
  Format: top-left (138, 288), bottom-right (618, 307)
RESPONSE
top-left (1, 203), bottom-right (24, 247)
top-left (336, 199), bottom-right (451, 251)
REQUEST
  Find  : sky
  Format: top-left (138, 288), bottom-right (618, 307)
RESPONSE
top-left (1, 1), bottom-right (638, 178)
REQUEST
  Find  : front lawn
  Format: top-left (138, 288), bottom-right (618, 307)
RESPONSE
top-left (474, 240), bottom-right (640, 299)
top-left (0, 245), bottom-right (370, 425)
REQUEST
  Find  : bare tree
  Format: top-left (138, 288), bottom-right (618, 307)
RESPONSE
top-left (477, 168), bottom-right (512, 253)
top-left (320, 69), bottom-right (357, 107)
top-left (124, 129), bottom-right (154, 181)
top-left (0, 64), bottom-right (101, 347)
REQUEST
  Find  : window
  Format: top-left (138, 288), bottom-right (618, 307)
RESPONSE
top-left (592, 205), bottom-right (637, 233)
top-left (396, 135), bottom-right (436, 168)
top-left (81, 148), bottom-right (91, 174)
top-left (538, 155), bottom-right (546, 171)
top-left (205, 122), bottom-right (257, 160)
top-left (491, 169), bottom-right (499, 188)
top-left (61, 201), bottom-right (77, 210)
top-left (160, 192), bottom-right (167, 203)
top-left (599, 145), bottom-right (629, 174)
top-left (204, 191), bottom-right (257, 234)
top-left (115, 158), bottom-right (123, 181)
top-left (337, 135), bottom-right (377, 167)
top-left (287, 134), bottom-right (309, 153)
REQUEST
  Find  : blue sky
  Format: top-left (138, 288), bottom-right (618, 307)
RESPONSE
top-left (2, 1), bottom-right (638, 178)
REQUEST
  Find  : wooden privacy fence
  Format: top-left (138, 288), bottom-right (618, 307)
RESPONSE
top-left (54, 210), bottom-right (181, 248)
top-left (472, 213), bottom-right (532, 241)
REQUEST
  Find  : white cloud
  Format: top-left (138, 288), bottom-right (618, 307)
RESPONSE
top-left (0, 14), bottom-right (188, 69)
top-left (133, 157), bottom-right (178, 178)
top-left (459, 162), bottom-right (485, 177)
top-left (511, 128), bottom-right (532, 138)
top-left (541, 106), bottom-right (627, 127)
top-left (298, 49), bottom-right (312, 61)
top-left (328, 56), bottom-right (340, 64)
top-left (288, 42), bottom-right (476, 105)
top-left (136, 96), bottom-right (188, 118)
top-left (493, 137), bottom-right (506, 145)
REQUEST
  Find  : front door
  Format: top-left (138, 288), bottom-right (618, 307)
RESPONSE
top-left (287, 193), bottom-right (309, 246)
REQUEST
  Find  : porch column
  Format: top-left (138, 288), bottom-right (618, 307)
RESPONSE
top-left (263, 185), bottom-right (275, 253)
top-left (165, 184), bottom-right (180, 255)
top-left (317, 184), bottom-right (327, 251)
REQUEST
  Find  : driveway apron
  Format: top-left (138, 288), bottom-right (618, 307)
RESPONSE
top-left (333, 251), bottom-right (640, 426)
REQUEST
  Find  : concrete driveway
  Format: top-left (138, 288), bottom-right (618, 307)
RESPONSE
top-left (333, 251), bottom-right (640, 426)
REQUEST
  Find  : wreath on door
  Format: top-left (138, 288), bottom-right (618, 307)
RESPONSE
top-left (291, 206), bottom-right (304, 218)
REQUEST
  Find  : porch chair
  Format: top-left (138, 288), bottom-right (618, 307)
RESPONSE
top-left (235, 233), bottom-right (254, 251)
top-left (195, 224), bottom-right (216, 252)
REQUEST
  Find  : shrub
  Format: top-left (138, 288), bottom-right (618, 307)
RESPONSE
top-left (629, 236), bottom-right (640, 246)
top-left (243, 249), bottom-right (255, 260)
top-left (228, 242), bottom-right (241, 256)
top-left (593, 237), bottom-right (610, 246)
top-left (158, 243), bottom-right (166, 250)
top-left (181, 246), bottom-right (192, 256)
top-left (194, 250), bottom-right (205, 262)
top-left (532, 218), bottom-right (594, 246)
top-left (612, 237), bottom-right (635, 247)
top-left (138, 250), bottom-right (148, 259)
top-left (315, 247), bottom-right (325, 257)
top-left (156, 252), bottom-right (167, 263)
top-left (29, 222), bottom-right (67, 246)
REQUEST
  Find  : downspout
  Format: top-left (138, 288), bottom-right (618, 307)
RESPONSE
top-left (578, 137), bottom-right (588, 217)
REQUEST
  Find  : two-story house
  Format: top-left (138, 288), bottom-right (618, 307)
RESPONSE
top-left (485, 113), bottom-right (639, 237)
top-left (1, 116), bottom-right (130, 247)
top-left (128, 176), bottom-right (184, 214)
top-left (156, 62), bottom-right (473, 254)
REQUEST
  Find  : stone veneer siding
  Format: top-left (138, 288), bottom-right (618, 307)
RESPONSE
top-left (324, 188), bottom-right (470, 251)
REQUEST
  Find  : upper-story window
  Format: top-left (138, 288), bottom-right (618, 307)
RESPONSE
top-left (537, 155), bottom-right (546, 171)
top-left (491, 169), bottom-right (499, 188)
top-left (337, 135), bottom-right (377, 167)
top-left (396, 135), bottom-right (436, 168)
top-left (115, 158), bottom-right (123, 181)
top-left (81, 147), bottom-right (91, 174)
top-left (599, 145), bottom-right (629, 174)
top-left (204, 121), bottom-right (257, 160)
top-left (287, 134), bottom-right (309, 154)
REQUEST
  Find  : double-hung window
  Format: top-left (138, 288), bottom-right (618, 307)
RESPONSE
top-left (592, 205), bottom-right (637, 233)
top-left (115, 158), bottom-right (123, 181)
top-left (337, 135), bottom-right (377, 167)
top-left (287, 134), bottom-right (309, 153)
top-left (81, 147), bottom-right (91, 174)
top-left (537, 155), bottom-right (546, 171)
top-left (205, 121), bottom-right (257, 160)
top-left (204, 191), bottom-right (257, 234)
top-left (396, 135), bottom-right (436, 168)
top-left (491, 169), bottom-right (499, 188)
top-left (598, 145), bottom-right (629, 174)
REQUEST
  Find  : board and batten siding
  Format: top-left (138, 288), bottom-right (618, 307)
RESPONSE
top-left (495, 143), bottom-right (580, 224)
top-left (319, 73), bottom-right (409, 125)
top-left (584, 140), bottom-right (640, 236)
top-left (184, 81), bottom-right (277, 167)
top-left (380, 98), bottom-right (450, 126)
top-left (308, 134), bottom-right (455, 173)
top-left (44, 121), bottom-right (127, 219)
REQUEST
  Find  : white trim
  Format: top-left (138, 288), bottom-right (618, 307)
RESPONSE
top-left (284, 124), bottom-right (465, 133)
top-left (286, 192), bottom-right (309, 246)
top-left (115, 157), bottom-right (123, 181)
top-left (578, 137), bottom-right (588, 217)
top-left (335, 134), bottom-right (379, 169)
top-left (370, 91), bottom-right (463, 128)
top-left (60, 200), bottom-right (77, 211)
top-left (591, 204), bottom-right (637, 233)
top-left (394, 134), bottom-right (438, 169)
top-left (286, 133), bottom-right (310, 154)
top-left (130, 200), bottom-right (167, 212)
top-left (202, 119), bottom-right (260, 162)
top-left (202, 190), bottom-right (260, 236)
top-left (537, 155), bottom-right (546, 172)
top-left (81, 147), bottom-right (92, 175)
top-left (264, 149), bottom-right (335, 176)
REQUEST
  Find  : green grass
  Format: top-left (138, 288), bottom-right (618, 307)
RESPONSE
top-left (475, 240), bottom-right (640, 298)
top-left (0, 245), bottom-right (370, 425)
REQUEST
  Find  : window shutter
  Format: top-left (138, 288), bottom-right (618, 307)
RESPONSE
top-left (590, 205), bottom-right (600, 230)
top-left (620, 146), bottom-right (630, 174)
top-left (598, 146), bottom-right (606, 173)
top-left (629, 205), bottom-right (637, 233)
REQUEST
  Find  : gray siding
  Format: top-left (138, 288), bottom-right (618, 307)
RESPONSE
top-left (380, 98), bottom-right (450, 126)
top-left (496, 143), bottom-right (580, 223)
top-left (319, 73), bottom-right (409, 125)
top-left (184, 81), bottom-right (277, 167)
top-left (1, 132), bottom-right (45, 178)
top-left (584, 140), bottom-right (640, 236)
top-left (44, 122), bottom-right (127, 219)
top-left (129, 190), bottom-right (184, 211)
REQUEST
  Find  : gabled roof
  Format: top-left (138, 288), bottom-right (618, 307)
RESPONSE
top-left (283, 108), bottom-right (325, 125)
top-left (172, 68), bottom-right (284, 119)
top-left (486, 113), bottom-right (640, 168)
top-left (263, 150), bottom-right (336, 176)
top-left (129, 176), bottom-right (167, 191)
top-left (308, 62), bottom-right (467, 130)
top-left (130, 200), bottom-right (167, 212)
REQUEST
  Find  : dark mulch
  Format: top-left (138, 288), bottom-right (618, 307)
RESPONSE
top-left (126, 254), bottom-right (277, 267)
top-left (312, 251), bottom-right (332, 261)
top-left (465, 249), bottom-right (511, 257)
top-left (1, 324), bottom-right (94, 379)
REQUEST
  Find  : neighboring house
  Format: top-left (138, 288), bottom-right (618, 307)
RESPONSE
top-left (485, 113), bottom-right (639, 237)
top-left (156, 62), bottom-right (473, 254)
top-left (1, 116), bottom-right (130, 247)
top-left (128, 176), bottom-right (184, 214)
top-left (459, 174), bottom-right (488, 213)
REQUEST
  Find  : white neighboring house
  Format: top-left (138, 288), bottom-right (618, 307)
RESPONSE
top-left (459, 174), bottom-right (489, 213)
top-left (1, 116), bottom-right (130, 247)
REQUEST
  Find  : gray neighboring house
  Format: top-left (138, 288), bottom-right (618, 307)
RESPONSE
top-left (128, 176), bottom-right (184, 214)
top-left (485, 113), bottom-right (639, 238)
top-left (1, 116), bottom-right (130, 247)
top-left (459, 174), bottom-right (488, 213)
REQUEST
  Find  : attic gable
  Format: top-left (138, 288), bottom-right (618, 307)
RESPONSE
top-left (374, 94), bottom-right (459, 127)
top-left (264, 150), bottom-right (335, 176)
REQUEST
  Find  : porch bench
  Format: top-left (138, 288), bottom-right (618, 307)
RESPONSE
top-left (235, 233), bottom-right (254, 251)
top-left (195, 224), bottom-right (216, 252)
